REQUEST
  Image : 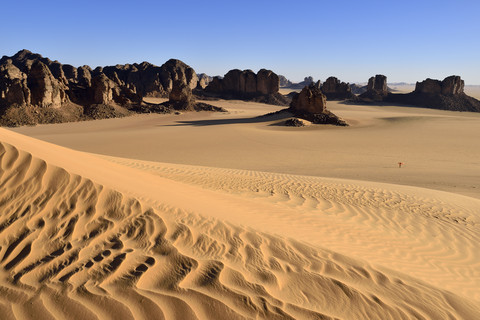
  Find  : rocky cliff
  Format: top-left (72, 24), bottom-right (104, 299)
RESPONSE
top-left (0, 50), bottom-right (207, 126)
top-left (386, 75), bottom-right (480, 112)
top-left (202, 68), bottom-right (289, 105)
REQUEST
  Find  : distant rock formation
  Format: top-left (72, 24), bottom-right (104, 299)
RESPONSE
top-left (349, 83), bottom-right (367, 95)
top-left (359, 75), bottom-right (388, 101)
top-left (278, 75), bottom-right (293, 87)
top-left (320, 77), bottom-right (355, 100)
top-left (197, 73), bottom-right (213, 89)
top-left (201, 68), bottom-right (289, 105)
top-left (0, 50), bottom-right (222, 126)
top-left (283, 76), bottom-right (315, 89)
top-left (288, 85), bottom-right (347, 126)
top-left (386, 75), bottom-right (480, 112)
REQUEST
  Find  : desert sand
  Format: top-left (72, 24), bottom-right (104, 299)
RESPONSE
top-left (2, 99), bottom-right (480, 319)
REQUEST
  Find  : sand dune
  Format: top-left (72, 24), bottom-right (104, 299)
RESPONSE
top-left (1, 128), bottom-right (480, 319)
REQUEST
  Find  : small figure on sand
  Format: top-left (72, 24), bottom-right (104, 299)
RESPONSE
top-left (398, 162), bottom-right (404, 168)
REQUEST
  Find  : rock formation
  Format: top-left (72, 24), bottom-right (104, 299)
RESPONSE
top-left (287, 84), bottom-right (347, 126)
top-left (386, 75), bottom-right (480, 112)
top-left (197, 73), bottom-right (212, 89)
top-left (0, 49), bottom-right (222, 126)
top-left (359, 75), bottom-right (388, 101)
top-left (202, 68), bottom-right (288, 105)
top-left (320, 77), bottom-right (355, 100)
top-left (278, 75), bottom-right (293, 87)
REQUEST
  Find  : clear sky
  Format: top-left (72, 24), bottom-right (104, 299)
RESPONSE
top-left (2, 0), bottom-right (479, 84)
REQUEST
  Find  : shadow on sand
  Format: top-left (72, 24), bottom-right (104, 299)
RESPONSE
top-left (161, 111), bottom-right (293, 127)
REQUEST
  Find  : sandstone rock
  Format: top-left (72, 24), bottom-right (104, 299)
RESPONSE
top-left (320, 77), bottom-right (353, 100)
top-left (290, 84), bottom-right (326, 114)
top-left (257, 69), bottom-right (279, 94)
top-left (159, 59), bottom-right (198, 92)
top-left (367, 75), bottom-right (388, 95)
top-left (28, 60), bottom-right (68, 108)
top-left (78, 66), bottom-right (92, 87)
top-left (359, 75), bottom-right (388, 101)
top-left (91, 73), bottom-right (116, 105)
top-left (441, 76), bottom-right (464, 95)
top-left (205, 68), bottom-right (279, 97)
top-left (0, 61), bottom-right (31, 107)
top-left (169, 79), bottom-right (195, 110)
top-left (414, 78), bottom-right (442, 94)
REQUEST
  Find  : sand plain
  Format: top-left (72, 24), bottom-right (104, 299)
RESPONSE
top-left (1, 98), bottom-right (480, 319)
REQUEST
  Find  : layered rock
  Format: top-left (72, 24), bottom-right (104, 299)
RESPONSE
top-left (386, 75), bottom-right (480, 112)
top-left (288, 85), bottom-right (347, 126)
top-left (320, 77), bottom-right (355, 100)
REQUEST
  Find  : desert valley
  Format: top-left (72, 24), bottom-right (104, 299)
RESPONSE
top-left (0, 46), bottom-right (480, 320)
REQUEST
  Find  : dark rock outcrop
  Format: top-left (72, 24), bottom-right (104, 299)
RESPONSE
top-left (0, 50), bottom-right (222, 126)
top-left (285, 118), bottom-right (305, 127)
top-left (359, 75), bottom-right (388, 101)
top-left (320, 77), bottom-right (355, 100)
top-left (287, 85), bottom-right (347, 126)
top-left (202, 68), bottom-right (289, 105)
top-left (197, 73), bottom-right (212, 89)
top-left (0, 61), bottom-right (31, 107)
top-left (386, 75), bottom-right (480, 112)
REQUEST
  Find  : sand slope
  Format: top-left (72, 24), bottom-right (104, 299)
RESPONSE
top-left (1, 129), bottom-right (480, 319)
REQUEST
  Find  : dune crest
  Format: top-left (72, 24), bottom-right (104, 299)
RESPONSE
top-left (1, 134), bottom-right (480, 319)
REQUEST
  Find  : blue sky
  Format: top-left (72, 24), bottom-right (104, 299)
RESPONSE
top-left (2, 0), bottom-right (479, 84)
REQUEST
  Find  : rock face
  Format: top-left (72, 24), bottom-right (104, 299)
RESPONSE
top-left (359, 75), bottom-right (388, 101)
top-left (168, 79), bottom-right (196, 110)
top-left (386, 75), bottom-right (480, 112)
top-left (28, 60), bottom-right (69, 108)
top-left (202, 68), bottom-right (288, 105)
top-left (0, 49), bottom-right (219, 126)
top-left (290, 84), bottom-right (326, 114)
top-left (415, 76), bottom-right (464, 95)
top-left (205, 68), bottom-right (279, 96)
top-left (288, 85), bottom-right (347, 126)
top-left (0, 61), bottom-right (31, 107)
top-left (320, 77), bottom-right (355, 100)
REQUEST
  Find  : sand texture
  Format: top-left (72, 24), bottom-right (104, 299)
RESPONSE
top-left (2, 99), bottom-right (480, 319)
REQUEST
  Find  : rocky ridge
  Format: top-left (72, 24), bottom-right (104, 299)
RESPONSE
top-left (0, 50), bottom-right (217, 126)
